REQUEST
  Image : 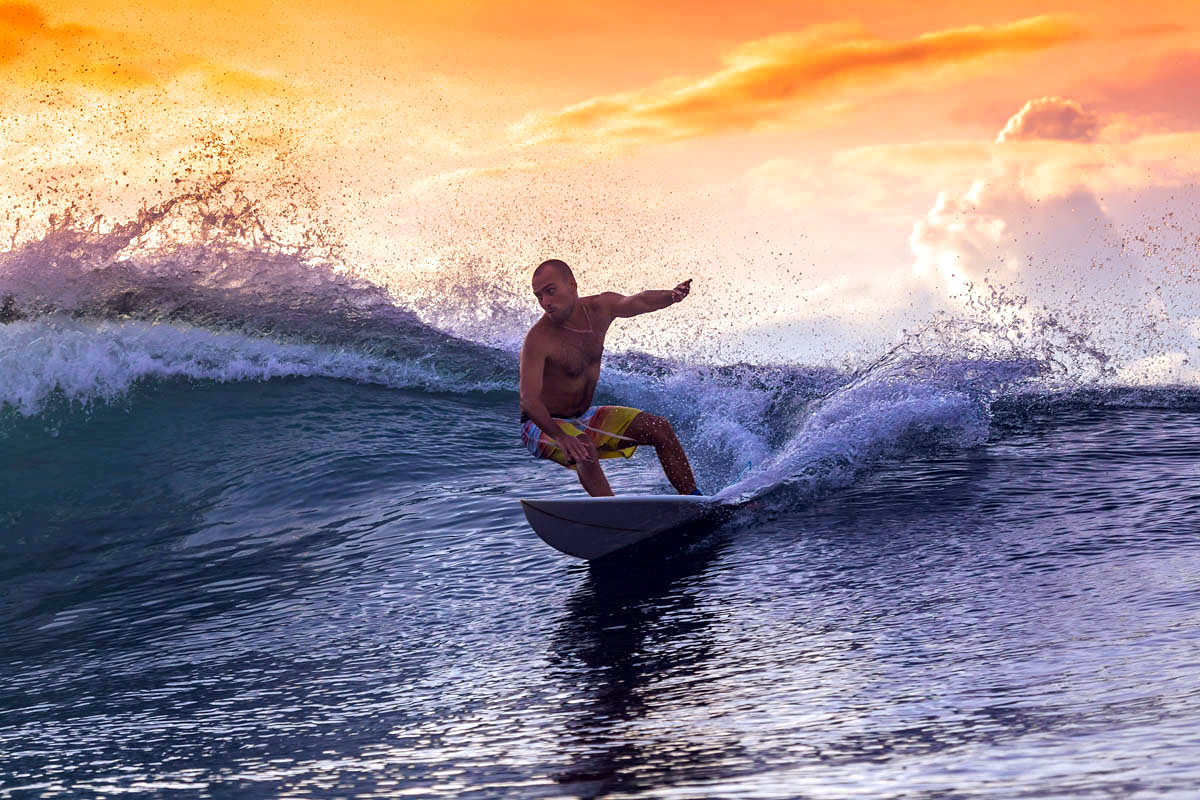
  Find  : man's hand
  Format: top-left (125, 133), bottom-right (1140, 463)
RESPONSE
top-left (555, 431), bottom-right (596, 465)
top-left (672, 278), bottom-right (692, 304)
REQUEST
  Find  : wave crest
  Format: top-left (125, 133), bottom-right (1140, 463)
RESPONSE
top-left (0, 316), bottom-right (513, 417)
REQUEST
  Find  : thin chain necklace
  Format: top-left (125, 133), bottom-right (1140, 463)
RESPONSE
top-left (560, 303), bottom-right (592, 334)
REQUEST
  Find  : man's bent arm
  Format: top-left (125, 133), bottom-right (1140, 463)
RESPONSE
top-left (518, 339), bottom-right (563, 436)
top-left (519, 340), bottom-right (595, 464)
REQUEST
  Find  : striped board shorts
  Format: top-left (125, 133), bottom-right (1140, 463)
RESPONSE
top-left (521, 405), bottom-right (642, 470)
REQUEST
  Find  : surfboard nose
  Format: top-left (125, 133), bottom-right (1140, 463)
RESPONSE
top-left (520, 496), bottom-right (715, 560)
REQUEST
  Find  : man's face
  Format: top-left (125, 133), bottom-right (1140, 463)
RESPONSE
top-left (532, 268), bottom-right (577, 323)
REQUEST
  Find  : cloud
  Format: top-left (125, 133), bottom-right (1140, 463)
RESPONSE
top-left (835, 100), bottom-right (1200, 201)
top-left (909, 179), bottom-right (1115, 298)
top-left (515, 15), bottom-right (1088, 147)
top-left (903, 99), bottom-right (1200, 290)
top-left (996, 96), bottom-right (1100, 142)
top-left (905, 97), bottom-right (1200, 374)
top-left (755, 93), bottom-right (1192, 220)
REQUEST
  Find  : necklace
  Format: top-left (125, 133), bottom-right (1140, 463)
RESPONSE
top-left (560, 304), bottom-right (592, 334)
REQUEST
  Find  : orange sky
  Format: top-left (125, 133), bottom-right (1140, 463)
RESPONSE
top-left (4, 0), bottom-right (1199, 367)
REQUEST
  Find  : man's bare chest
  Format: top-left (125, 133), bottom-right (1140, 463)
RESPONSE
top-left (545, 334), bottom-right (604, 378)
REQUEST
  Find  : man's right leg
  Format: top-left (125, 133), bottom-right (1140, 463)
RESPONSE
top-left (575, 458), bottom-right (614, 496)
top-left (573, 439), bottom-right (614, 496)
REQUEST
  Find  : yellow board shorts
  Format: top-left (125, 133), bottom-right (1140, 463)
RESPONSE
top-left (521, 405), bottom-right (642, 470)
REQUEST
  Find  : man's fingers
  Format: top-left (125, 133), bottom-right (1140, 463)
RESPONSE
top-left (561, 435), bottom-right (595, 464)
top-left (672, 280), bottom-right (691, 303)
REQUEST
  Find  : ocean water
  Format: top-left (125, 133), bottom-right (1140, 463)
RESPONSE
top-left (3, 211), bottom-right (1200, 799)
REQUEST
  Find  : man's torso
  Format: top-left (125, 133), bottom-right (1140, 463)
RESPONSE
top-left (533, 296), bottom-right (613, 418)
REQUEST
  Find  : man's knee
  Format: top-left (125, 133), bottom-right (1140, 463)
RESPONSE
top-left (638, 413), bottom-right (675, 444)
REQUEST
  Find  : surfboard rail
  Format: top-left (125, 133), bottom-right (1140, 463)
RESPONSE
top-left (520, 494), bottom-right (716, 560)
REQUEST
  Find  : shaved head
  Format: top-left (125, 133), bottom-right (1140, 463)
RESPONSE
top-left (531, 258), bottom-right (580, 324)
top-left (533, 259), bottom-right (575, 284)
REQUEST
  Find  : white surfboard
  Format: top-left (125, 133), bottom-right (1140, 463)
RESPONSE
top-left (520, 495), bottom-right (717, 560)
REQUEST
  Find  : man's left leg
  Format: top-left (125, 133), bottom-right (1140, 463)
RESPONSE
top-left (623, 412), bottom-right (698, 495)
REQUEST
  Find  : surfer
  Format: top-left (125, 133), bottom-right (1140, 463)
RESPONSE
top-left (519, 259), bottom-right (700, 497)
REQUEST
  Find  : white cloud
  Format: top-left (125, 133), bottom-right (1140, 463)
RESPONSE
top-left (996, 96), bottom-right (1100, 143)
top-left (907, 97), bottom-right (1200, 380)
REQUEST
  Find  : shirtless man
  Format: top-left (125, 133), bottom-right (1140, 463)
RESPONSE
top-left (519, 258), bottom-right (700, 497)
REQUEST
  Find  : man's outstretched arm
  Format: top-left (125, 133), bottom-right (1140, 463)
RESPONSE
top-left (600, 279), bottom-right (691, 318)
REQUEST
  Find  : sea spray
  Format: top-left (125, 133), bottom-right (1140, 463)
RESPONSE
top-left (0, 179), bottom-right (517, 420)
top-left (3, 178), bottom-right (1196, 506)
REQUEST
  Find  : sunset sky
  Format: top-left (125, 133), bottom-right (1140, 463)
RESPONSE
top-left (3, 0), bottom-right (1198, 370)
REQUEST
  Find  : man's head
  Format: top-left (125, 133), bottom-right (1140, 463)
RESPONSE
top-left (532, 259), bottom-right (578, 324)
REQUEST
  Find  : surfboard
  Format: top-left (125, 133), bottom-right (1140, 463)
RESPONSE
top-left (520, 494), bottom-right (717, 560)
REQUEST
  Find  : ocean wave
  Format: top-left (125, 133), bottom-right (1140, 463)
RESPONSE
top-left (6, 312), bottom-right (1199, 503)
top-left (5, 184), bottom-right (1198, 505)
top-left (0, 316), bottom-right (512, 417)
top-left (704, 355), bottom-right (1017, 502)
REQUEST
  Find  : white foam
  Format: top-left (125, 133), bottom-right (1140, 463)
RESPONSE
top-left (0, 316), bottom-right (506, 416)
top-left (720, 376), bottom-right (988, 503)
top-left (594, 355), bottom-right (1002, 501)
top-left (598, 362), bottom-right (795, 489)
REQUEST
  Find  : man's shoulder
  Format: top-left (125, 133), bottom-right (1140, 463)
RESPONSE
top-left (522, 317), bottom-right (552, 348)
